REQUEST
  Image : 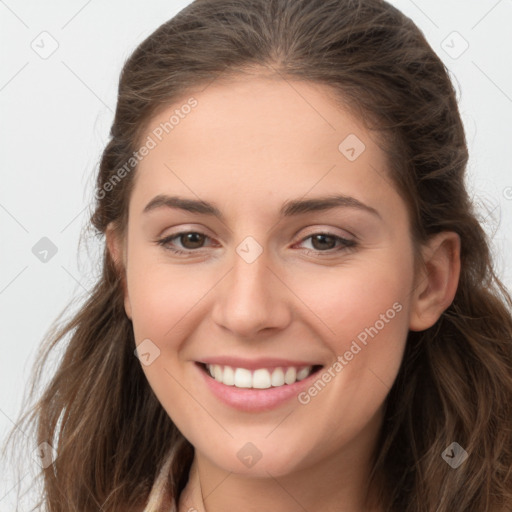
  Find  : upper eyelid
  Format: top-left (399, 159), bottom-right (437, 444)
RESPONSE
top-left (293, 225), bottom-right (356, 241)
top-left (160, 223), bottom-right (355, 239)
top-left (160, 227), bottom-right (353, 239)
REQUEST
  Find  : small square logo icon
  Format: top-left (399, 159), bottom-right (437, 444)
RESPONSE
top-left (30, 31), bottom-right (59, 60)
top-left (441, 31), bottom-right (469, 60)
top-left (237, 442), bottom-right (262, 468)
top-left (338, 134), bottom-right (366, 162)
top-left (236, 236), bottom-right (263, 264)
top-left (134, 338), bottom-right (161, 366)
top-left (32, 237), bottom-right (58, 263)
top-left (441, 442), bottom-right (468, 468)
top-left (33, 441), bottom-right (57, 469)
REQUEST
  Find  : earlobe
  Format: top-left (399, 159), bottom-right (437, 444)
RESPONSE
top-left (409, 231), bottom-right (461, 332)
top-left (105, 224), bottom-right (132, 320)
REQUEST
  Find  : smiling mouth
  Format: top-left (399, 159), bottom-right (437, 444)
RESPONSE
top-left (197, 362), bottom-right (324, 389)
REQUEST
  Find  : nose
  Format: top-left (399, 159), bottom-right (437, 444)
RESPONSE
top-left (210, 245), bottom-right (292, 338)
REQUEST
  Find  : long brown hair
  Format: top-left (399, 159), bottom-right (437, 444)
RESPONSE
top-left (3, 0), bottom-right (512, 510)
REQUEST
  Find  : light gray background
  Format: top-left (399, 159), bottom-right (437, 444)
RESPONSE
top-left (1, 0), bottom-right (511, 509)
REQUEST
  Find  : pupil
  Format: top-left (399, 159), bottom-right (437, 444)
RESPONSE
top-left (312, 234), bottom-right (334, 250)
top-left (182, 233), bottom-right (204, 249)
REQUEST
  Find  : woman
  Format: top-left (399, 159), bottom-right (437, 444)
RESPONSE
top-left (4, 0), bottom-right (512, 510)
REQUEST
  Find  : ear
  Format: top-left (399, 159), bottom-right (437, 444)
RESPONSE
top-left (105, 223), bottom-right (132, 320)
top-left (409, 231), bottom-right (461, 332)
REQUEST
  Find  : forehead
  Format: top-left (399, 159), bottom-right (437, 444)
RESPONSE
top-left (130, 75), bottom-right (403, 225)
top-left (142, 75), bottom-right (373, 163)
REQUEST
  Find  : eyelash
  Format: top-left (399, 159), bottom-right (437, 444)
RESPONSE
top-left (155, 231), bottom-right (357, 257)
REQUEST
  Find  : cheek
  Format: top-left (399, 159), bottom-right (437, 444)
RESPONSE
top-left (282, 267), bottom-right (411, 459)
top-left (125, 247), bottom-right (211, 344)
top-left (291, 251), bottom-right (412, 396)
top-left (293, 257), bottom-right (410, 344)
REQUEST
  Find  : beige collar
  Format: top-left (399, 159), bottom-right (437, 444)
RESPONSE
top-left (142, 449), bottom-right (203, 512)
top-left (177, 456), bottom-right (205, 512)
top-left (141, 447), bottom-right (176, 512)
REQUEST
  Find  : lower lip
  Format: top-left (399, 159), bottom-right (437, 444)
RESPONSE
top-left (195, 363), bottom-right (322, 412)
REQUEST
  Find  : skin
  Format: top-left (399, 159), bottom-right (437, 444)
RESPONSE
top-left (107, 74), bottom-right (461, 512)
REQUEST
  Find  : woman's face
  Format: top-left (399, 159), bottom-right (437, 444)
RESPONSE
top-left (110, 75), bottom-right (424, 477)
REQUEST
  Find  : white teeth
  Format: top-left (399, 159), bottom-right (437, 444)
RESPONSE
top-left (271, 367), bottom-right (285, 387)
top-left (205, 364), bottom-right (314, 388)
top-left (234, 368), bottom-right (252, 388)
top-left (252, 369), bottom-right (271, 389)
top-left (284, 367), bottom-right (296, 385)
top-left (296, 367), bottom-right (311, 381)
top-left (223, 365), bottom-right (235, 386)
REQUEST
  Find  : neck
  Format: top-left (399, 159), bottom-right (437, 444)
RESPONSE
top-left (178, 411), bottom-right (386, 512)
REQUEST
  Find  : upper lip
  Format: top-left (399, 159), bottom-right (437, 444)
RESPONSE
top-left (197, 357), bottom-right (323, 370)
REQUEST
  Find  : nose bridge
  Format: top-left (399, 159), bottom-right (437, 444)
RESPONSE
top-left (211, 237), bottom-right (291, 336)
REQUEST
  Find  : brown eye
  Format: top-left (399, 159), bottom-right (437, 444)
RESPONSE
top-left (178, 232), bottom-right (206, 249)
top-left (156, 231), bottom-right (213, 255)
top-left (298, 232), bottom-right (357, 254)
top-left (310, 234), bottom-right (337, 251)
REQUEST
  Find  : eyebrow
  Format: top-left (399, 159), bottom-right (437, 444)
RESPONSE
top-left (142, 194), bottom-right (381, 220)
